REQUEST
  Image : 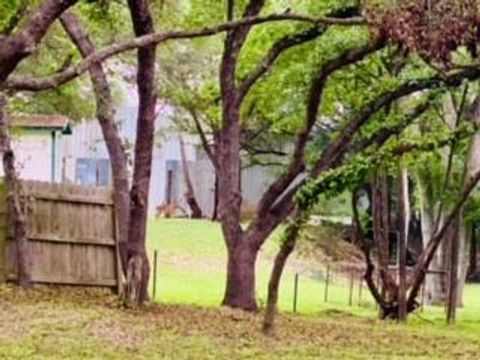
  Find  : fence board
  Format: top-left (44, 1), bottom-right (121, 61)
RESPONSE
top-left (0, 180), bottom-right (120, 289)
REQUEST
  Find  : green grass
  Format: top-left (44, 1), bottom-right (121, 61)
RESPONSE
top-left (1, 218), bottom-right (480, 359)
top-left (1, 286), bottom-right (480, 360)
top-left (147, 219), bottom-right (379, 314)
top-left (146, 218), bottom-right (480, 323)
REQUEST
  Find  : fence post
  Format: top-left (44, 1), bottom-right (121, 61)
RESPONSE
top-left (349, 272), bottom-right (354, 306)
top-left (324, 264), bottom-right (330, 303)
top-left (153, 249), bottom-right (158, 300)
top-left (293, 273), bottom-right (299, 313)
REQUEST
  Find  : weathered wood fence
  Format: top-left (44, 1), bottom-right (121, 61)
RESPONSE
top-left (0, 180), bottom-right (121, 290)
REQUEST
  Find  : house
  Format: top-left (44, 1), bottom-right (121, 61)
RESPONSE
top-left (61, 111), bottom-right (199, 215)
top-left (0, 114), bottom-right (72, 182)
top-left (60, 109), bottom-right (277, 216)
top-left (7, 80), bottom-right (277, 216)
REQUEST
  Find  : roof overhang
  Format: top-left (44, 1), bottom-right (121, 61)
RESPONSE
top-left (10, 114), bottom-right (72, 135)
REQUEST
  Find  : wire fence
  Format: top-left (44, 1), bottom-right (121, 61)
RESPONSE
top-left (285, 264), bottom-right (431, 314)
top-left (148, 249), bottom-right (429, 314)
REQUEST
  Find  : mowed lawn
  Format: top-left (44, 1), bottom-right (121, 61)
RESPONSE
top-left (147, 218), bottom-right (376, 315)
top-left (1, 286), bottom-right (480, 360)
top-left (146, 219), bottom-right (480, 323)
top-left (0, 219), bottom-right (479, 359)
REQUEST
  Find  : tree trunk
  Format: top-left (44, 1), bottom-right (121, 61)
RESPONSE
top-left (222, 237), bottom-right (258, 311)
top-left (456, 221), bottom-right (469, 307)
top-left (263, 211), bottom-right (303, 333)
top-left (397, 162), bottom-right (409, 321)
top-left (447, 96), bottom-right (480, 321)
top-left (125, 0), bottom-right (157, 305)
top-left (372, 170), bottom-right (396, 299)
top-left (212, 173), bottom-right (219, 221)
top-left (179, 136), bottom-right (203, 218)
top-left (59, 12), bottom-right (131, 275)
top-left (467, 224), bottom-right (477, 278)
top-left (417, 180), bottom-right (446, 305)
top-left (0, 94), bottom-right (31, 288)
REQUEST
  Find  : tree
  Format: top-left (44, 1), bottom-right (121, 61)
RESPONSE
top-left (0, 0), bottom-right (362, 304)
top-left (0, 94), bottom-right (30, 288)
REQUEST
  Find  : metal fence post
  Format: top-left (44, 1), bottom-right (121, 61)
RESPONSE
top-left (153, 249), bottom-right (158, 299)
top-left (293, 273), bottom-right (299, 313)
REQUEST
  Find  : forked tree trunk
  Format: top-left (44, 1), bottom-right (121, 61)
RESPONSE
top-left (0, 94), bottom-right (31, 288)
top-left (179, 136), bottom-right (203, 218)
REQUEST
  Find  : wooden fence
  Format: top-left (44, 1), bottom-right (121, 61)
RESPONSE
top-left (0, 180), bottom-right (121, 290)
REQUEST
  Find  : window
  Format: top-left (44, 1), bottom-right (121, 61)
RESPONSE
top-left (75, 158), bottom-right (111, 186)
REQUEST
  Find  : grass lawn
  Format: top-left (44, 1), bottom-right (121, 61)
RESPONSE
top-left (0, 218), bottom-right (479, 359)
top-left (1, 286), bottom-right (480, 360)
top-left (146, 219), bottom-right (480, 323)
top-left (146, 218), bottom-right (377, 314)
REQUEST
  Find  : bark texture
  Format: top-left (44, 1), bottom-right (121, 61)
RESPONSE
top-left (263, 211), bottom-right (303, 333)
top-left (447, 96), bottom-right (480, 323)
top-left (125, 0), bottom-right (157, 304)
top-left (59, 12), bottom-right (131, 274)
top-left (397, 163), bottom-right (409, 321)
top-left (0, 94), bottom-right (31, 288)
top-left (0, 0), bottom-right (78, 82)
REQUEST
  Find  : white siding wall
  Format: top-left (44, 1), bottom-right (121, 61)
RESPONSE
top-left (0, 130), bottom-right (59, 182)
top-left (61, 104), bottom-right (198, 214)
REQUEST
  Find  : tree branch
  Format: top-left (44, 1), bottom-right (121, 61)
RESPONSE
top-left (0, 0), bottom-right (78, 82)
top-left (4, 12), bottom-right (365, 91)
top-left (252, 37), bottom-right (386, 226)
top-left (312, 69), bottom-right (480, 176)
top-left (345, 98), bottom-right (433, 155)
top-left (237, 26), bottom-right (327, 101)
top-left (188, 107), bottom-right (217, 167)
top-left (407, 168), bottom-right (480, 309)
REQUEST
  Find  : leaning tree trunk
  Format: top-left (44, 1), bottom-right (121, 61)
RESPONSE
top-left (447, 96), bottom-right (480, 322)
top-left (179, 136), bottom-right (203, 218)
top-left (263, 210), bottom-right (304, 333)
top-left (0, 94), bottom-right (31, 288)
top-left (125, 0), bottom-right (157, 305)
top-left (60, 12), bottom-right (131, 274)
